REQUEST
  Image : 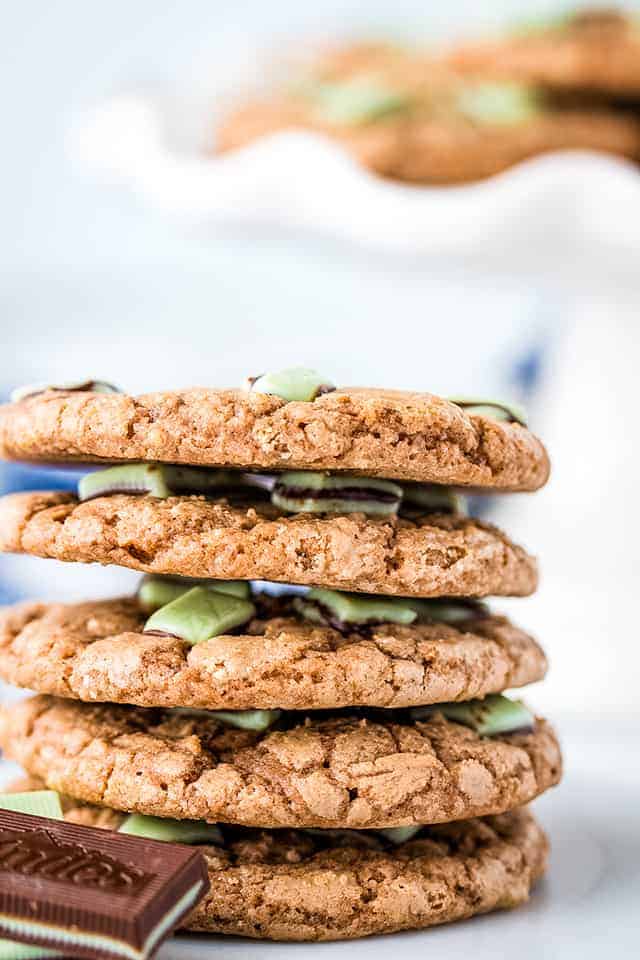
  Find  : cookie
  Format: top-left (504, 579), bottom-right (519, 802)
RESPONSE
top-left (218, 94), bottom-right (640, 184)
top-left (5, 775), bottom-right (548, 942)
top-left (0, 387), bottom-right (550, 490)
top-left (0, 492), bottom-right (538, 598)
top-left (0, 695), bottom-right (562, 829)
top-left (0, 595), bottom-right (546, 710)
top-left (215, 37), bottom-right (640, 183)
top-left (448, 10), bottom-right (640, 99)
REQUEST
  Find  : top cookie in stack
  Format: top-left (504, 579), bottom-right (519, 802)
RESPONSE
top-left (0, 369), bottom-right (560, 942)
top-left (1, 373), bottom-right (548, 488)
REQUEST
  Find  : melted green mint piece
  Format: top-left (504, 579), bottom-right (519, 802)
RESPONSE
top-left (0, 791), bottom-right (63, 820)
top-left (172, 707), bottom-right (281, 731)
top-left (144, 586), bottom-right (255, 644)
top-left (401, 484), bottom-right (466, 515)
top-left (411, 694), bottom-right (535, 737)
top-left (137, 576), bottom-right (250, 613)
top-left (248, 367), bottom-right (334, 402)
top-left (79, 463), bottom-right (243, 502)
top-left (79, 463), bottom-right (172, 501)
top-left (510, 13), bottom-right (572, 36)
top-left (11, 380), bottom-right (121, 403)
top-left (311, 76), bottom-right (412, 125)
top-left (119, 813), bottom-right (223, 846)
top-left (406, 599), bottom-right (488, 624)
top-left (377, 825), bottom-right (423, 844)
top-left (457, 83), bottom-right (541, 126)
top-left (272, 471), bottom-right (402, 517)
top-left (447, 396), bottom-right (527, 427)
top-left (209, 709), bottom-right (282, 731)
top-left (295, 588), bottom-right (418, 627)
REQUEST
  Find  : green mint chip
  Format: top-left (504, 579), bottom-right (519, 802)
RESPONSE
top-left (119, 813), bottom-right (223, 846)
top-left (143, 586), bottom-right (255, 645)
top-left (248, 367), bottom-right (335, 402)
top-left (447, 396), bottom-right (527, 426)
top-left (457, 83), bottom-right (541, 126)
top-left (411, 694), bottom-right (535, 737)
top-left (0, 790), bottom-right (63, 820)
top-left (295, 588), bottom-right (418, 627)
top-left (312, 76), bottom-right (412, 125)
top-left (137, 575), bottom-right (251, 613)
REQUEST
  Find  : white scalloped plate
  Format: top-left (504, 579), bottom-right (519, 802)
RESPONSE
top-left (69, 92), bottom-right (640, 267)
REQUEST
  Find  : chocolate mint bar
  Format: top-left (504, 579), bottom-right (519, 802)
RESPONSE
top-left (0, 808), bottom-right (209, 959)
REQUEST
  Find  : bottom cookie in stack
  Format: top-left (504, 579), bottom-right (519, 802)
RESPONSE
top-left (8, 776), bottom-right (547, 942)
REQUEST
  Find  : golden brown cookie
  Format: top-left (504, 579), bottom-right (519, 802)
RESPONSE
top-left (0, 387), bottom-right (550, 490)
top-left (215, 36), bottom-right (640, 182)
top-left (0, 595), bottom-right (546, 710)
top-left (5, 775), bottom-right (549, 942)
top-left (0, 492), bottom-right (538, 598)
top-left (70, 811), bottom-right (551, 942)
top-left (0, 695), bottom-right (562, 829)
top-left (448, 10), bottom-right (640, 99)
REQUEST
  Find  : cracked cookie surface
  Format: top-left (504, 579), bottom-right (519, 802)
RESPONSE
top-left (0, 596), bottom-right (547, 710)
top-left (0, 387), bottom-right (550, 490)
top-left (0, 492), bottom-right (538, 598)
top-left (7, 774), bottom-right (548, 941)
top-left (0, 695), bottom-right (562, 829)
top-left (0, 597), bottom-right (546, 710)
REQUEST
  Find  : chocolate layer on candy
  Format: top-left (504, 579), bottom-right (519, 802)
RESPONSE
top-left (0, 808), bottom-right (209, 960)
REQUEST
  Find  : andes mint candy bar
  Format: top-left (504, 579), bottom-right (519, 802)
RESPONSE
top-left (0, 807), bottom-right (209, 959)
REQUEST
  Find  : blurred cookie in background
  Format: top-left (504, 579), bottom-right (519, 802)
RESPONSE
top-left (216, 36), bottom-right (640, 184)
top-left (447, 8), bottom-right (640, 101)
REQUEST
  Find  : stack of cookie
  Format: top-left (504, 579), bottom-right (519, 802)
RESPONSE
top-left (0, 370), bottom-right (561, 943)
